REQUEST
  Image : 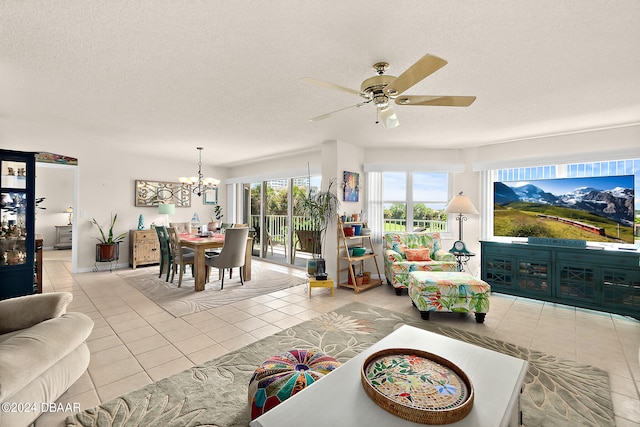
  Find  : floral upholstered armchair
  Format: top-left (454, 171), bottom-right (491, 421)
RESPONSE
top-left (383, 232), bottom-right (457, 295)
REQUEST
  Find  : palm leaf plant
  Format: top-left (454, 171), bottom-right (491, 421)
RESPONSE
top-left (299, 179), bottom-right (340, 260)
top-left (91, 213), bottom-right (127, 244)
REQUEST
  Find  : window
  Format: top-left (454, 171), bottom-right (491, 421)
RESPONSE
top-left (382, 172), bottom-right (449, 232)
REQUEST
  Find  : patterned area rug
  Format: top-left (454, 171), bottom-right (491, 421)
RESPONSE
top-left (118, 266), bottom-right (306, 317)
top-left (67, 303), bottom-right (614, 427)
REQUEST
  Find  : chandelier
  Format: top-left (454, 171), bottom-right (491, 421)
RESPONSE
top-left (179, 147), bottom-right (220, 197)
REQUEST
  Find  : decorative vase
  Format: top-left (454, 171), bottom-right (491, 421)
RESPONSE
top-left (137, 214), bottom-right (144, 230)
top-left (208, 221), bottom-right (219, 232)
top-left (306, 259), bottom-right (318, 276)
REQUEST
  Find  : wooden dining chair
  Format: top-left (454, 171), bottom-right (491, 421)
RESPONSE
top-left (169, 222), bottom-right (192, 234)
top-left (154, 226), bottom-right (172, 282)
top-left (167, 227), bottom-right (197, 287)
top-left (205, 227), bottom-right (249, 290)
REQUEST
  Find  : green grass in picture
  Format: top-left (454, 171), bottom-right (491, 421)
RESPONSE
top-left (494, 202), bottom-right (634, 243)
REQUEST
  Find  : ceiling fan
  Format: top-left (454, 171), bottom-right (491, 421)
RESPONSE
top-left (301, 54), bottom-right (476, 129)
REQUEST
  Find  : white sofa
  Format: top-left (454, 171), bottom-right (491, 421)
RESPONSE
top-left (0, 292), bottom-right (93, 427)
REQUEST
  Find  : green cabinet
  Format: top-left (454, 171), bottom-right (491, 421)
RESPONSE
top-left (1, 149), bottom-right (37, 299)
top-left (482, 243), bottom-right (551, 299)
top-left (481, 241), bottom-right (640, 319)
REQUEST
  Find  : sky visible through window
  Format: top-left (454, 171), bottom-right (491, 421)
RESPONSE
top-left (383, 172), bottom-right (448, 202)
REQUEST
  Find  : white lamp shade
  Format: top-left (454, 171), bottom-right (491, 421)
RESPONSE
top-left (158, 203), bottom-right (176, 215)
top-left (444, 192), bottom-right (478, 215)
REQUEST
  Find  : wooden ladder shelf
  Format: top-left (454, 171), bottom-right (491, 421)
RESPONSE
top-left (336, 215), bottom-right (383, 293)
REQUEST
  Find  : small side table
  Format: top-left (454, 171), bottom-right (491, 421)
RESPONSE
top-left (308, 277), bottom-right (334, 297)
top-left (450, 251), bottom-right (475, 272)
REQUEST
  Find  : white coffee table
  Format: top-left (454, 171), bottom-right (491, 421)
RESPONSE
top-left (250, 324), bottom-right (528, 427)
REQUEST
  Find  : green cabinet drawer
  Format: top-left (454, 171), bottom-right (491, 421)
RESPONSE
top-left (557, 250), bottom-right (639, 269)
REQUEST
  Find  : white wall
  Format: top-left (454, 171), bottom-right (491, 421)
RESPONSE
top-left (34, 164), bottom-right (74, 249)
top-left (5, 123), bottom-right (639, 275)
top-left (3, 139), bottom-right (229, 272)
top-left (227, 149), bottom-right (322, 183)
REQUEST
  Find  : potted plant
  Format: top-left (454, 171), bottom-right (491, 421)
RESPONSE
top-left (299, 179), bottom-right (340, 278)
top-left (91, 213), bottom-right (127, 262)
top-left (208, 205), bottom-right (223, 232)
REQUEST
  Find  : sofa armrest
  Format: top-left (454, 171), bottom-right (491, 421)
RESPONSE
top-left (384, 249), bottom-right (403, 263)
top-left (432, 249), bottom-right (455, 262)
top-left (0, 292), bottom-right (73, 335)
top-left (0, 312), bottom-right (93, 402)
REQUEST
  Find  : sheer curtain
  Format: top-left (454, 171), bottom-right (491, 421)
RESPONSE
top-left (366, 171), bottom-right (384, 244)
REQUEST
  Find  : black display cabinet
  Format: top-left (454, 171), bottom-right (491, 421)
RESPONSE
top-left (0, 149), bottom-right (36, 299)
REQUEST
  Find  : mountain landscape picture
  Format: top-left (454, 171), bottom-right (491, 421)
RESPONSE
top-left (494, 175), bottom-right (635, 243)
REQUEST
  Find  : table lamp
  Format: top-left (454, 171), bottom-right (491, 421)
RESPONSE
top-left (444, 192), bottom-right (478, 253)
top-left (63, 207), bottom-right (73, 225)
top-left (158, 203), bottom-right (175, 225)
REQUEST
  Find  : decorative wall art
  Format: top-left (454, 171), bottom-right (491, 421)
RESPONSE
top-left (135, 180), bottom-right (191, 207)
top-left (343, 171), bottom-right (359, 202)
top-left (204, 188), bottom-right (218, 205)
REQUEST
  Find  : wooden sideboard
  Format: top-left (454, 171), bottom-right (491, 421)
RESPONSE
top-left (35, 234), bottom-right (43, 293)
top-left (129, 229), bottom-right (160, 269)
top-left (54, 225), bottom-right (72, 249)
top-left (481, 240), bottom-right (640, 319)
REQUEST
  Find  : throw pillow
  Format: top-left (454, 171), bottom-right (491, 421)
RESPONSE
top-left (404, 248), bottom-right (432, 261)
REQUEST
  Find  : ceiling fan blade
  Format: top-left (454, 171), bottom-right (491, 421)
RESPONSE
top-left (300, 77), bottom-right (367, 98)
top-left (309, 101), bottom-right (371, 122)
top-left (395, 95), bottom-right (476, 107)
top-left (378, 106), bottom-right (399, 129)
top-left (383, 54), bottom-right (448, 97)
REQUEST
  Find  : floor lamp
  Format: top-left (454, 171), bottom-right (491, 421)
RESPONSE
top-left (444, 192), bottom-right (478, 253)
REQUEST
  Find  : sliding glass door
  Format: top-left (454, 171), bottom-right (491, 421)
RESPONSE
top-left (246, 174), bottom-right (321, 267)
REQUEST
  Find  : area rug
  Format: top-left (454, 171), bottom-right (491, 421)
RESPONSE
top-left (67, 302), bottom-right (614, 427)
top-left (118, 265), bottom-right (306, 317)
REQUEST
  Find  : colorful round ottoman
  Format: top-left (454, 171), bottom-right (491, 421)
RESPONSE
top-left (248, 348), bottom-right (341, 420)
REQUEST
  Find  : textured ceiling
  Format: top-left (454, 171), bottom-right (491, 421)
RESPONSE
top-left (1, 1), bottom-right (639, 167)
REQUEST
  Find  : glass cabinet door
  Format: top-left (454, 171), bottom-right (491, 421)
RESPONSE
top-left (1, 160), bottom-right (29, 266)
top-left (0, 152), bottom-right (36, 299)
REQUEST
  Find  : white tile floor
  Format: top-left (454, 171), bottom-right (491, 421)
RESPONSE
top-left (34, 250), bottom-right (640, 426)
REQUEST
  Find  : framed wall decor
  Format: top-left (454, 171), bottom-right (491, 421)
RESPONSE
top-left (135, 180), bottom-right (191, 207)
top-left (343, 171), bottom-right (359, 202)
top-left (204, 187), bottom-right (218, 205)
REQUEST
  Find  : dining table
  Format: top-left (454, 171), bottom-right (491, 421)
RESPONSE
top-left (179, 233), bottom-right (253, 291)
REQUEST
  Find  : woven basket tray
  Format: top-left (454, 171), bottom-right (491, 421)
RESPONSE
top-left (361, 348), bottom-right (474, 425)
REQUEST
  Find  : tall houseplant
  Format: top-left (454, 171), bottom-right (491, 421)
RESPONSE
top-left (91, 213), bottom-right (127, 261)
top-left (208, 205), bottom-right (223, 231)
top-left (299, 180), bottom-right (340, 277)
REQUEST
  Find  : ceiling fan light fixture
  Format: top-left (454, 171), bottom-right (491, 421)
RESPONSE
top-left (373, 94), bottom-right (389, 108)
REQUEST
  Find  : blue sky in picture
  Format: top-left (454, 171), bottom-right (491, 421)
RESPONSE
top-left (505, 175), bottom-right (634, 196)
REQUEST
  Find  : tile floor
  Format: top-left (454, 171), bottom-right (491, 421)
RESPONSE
top-left (34, 250), bottom-right (640, 426)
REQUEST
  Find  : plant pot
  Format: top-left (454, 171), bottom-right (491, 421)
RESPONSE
top-left (355, 275), bottom-right (364, 286)
top-left (352, 224), bottom-right (362, 236)
top-left (96, 243), bottom-right (119, 262)
top-left (343, 227), bottom-right (354, 237)
top-left (363, 271), bottom-right (371, 284)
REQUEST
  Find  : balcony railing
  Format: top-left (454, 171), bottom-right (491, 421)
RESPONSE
top-left (251, 215), bottom-right (447, 244)
top-left (384, 218), bottom-right (447, 232)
